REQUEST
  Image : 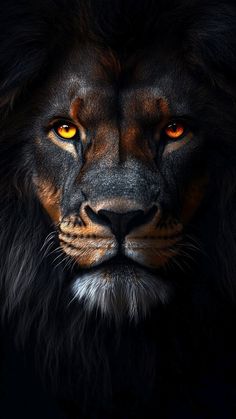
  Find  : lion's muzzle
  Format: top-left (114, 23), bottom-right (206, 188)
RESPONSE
top-left (59, 201), bottom-right (183, 269)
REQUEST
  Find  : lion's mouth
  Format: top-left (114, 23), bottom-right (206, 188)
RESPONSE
top-left (59, 227), bottom-right (183, 270)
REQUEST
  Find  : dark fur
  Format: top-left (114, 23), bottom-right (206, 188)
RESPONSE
top-left (1, 1), bottom-right (236, 418)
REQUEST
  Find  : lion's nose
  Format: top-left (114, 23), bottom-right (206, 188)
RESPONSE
top-left (85, 204), bottom-right (158, 240)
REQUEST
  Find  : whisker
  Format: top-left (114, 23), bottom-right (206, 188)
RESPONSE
top-left (54, 254), bottom-right (72, 271)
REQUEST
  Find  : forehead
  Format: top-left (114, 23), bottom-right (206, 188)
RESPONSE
top-left (43, 45), bottom-right (195, 118)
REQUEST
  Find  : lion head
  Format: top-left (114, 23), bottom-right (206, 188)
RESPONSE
top-left (30, 43), bottom-right (209, 319)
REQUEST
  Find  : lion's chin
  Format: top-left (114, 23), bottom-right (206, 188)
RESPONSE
top-left (71, 260), bottom-right (172, 321)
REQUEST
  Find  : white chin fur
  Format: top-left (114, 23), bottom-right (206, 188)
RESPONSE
top-left (71, 264), bottom-right (171, 321)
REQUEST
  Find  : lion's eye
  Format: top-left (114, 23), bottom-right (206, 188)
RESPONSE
top-left (164, 121), bottom-right (186, 140)
top-left (54, 123), bottom-right (78, 140)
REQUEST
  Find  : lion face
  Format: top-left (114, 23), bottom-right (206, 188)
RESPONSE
top-left (31, 46), bottom-right (207, 318)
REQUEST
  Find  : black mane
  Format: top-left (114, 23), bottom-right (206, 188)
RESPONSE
top-left (0, 0), bottom-right (236, 105)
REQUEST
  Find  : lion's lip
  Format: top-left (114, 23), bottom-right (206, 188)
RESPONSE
top-left (73, 254), bottom-right (156, 274)
top-left (59, 234), bottom-right (181, 249)
top-left (59, 232), bottom-right (182, 270)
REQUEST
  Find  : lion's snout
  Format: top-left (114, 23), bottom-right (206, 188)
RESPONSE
top-left (59, 201), bottom-right (183, 269)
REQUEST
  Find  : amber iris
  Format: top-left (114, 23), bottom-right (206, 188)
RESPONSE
top-left (165, 122), bottom-right (185, 139)
top-left (56, 123), bottom-right (78, 139)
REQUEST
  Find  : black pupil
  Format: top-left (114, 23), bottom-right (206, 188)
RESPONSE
top-left (170, 123), bottom-right (177, 132)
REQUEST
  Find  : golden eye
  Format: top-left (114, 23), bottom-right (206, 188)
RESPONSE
top-left (55, 123), bottom-right (78, 140)
top-left (165, 121), bottom-right (185, 139)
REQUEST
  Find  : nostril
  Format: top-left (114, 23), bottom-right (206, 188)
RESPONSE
top-left (98, 209), bottom-right (144, 239)
top-left (85, 205), bottom-right (111, 228)
top-left (127, 205), bottom-right (158, 233)
top-left (98, 209), bottom-right (123, 231)
top-left (99, 209), bottom-right (144, 238)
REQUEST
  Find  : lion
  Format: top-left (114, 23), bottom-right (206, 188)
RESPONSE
top-left (0, 0), bottom-right (236, 418)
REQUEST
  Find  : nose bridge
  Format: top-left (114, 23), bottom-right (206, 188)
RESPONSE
top-left (87, 122), bottom-right (120, 165)
top-left (76, 104), bottom-right (160, 209)
top-left (85, 116), bottom-right (151, 167)
top-left (80, 158), bottom-right (157, 209)
top-left (119, 124), bottom-right (151, 163)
